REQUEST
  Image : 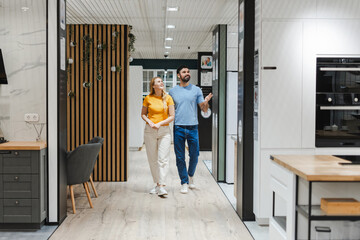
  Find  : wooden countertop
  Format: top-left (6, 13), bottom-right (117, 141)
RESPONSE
top-left (0, 141), bottom-right (47, 150)
top-left (271, 155), bottom-right (360, 182)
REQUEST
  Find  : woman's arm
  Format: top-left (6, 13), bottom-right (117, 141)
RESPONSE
top-left (154, 105), bottom-right (175, 128)
top-left (141, 106), bottom-right (155, 127)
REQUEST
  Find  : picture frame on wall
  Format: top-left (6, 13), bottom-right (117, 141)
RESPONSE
top-left (201, 55), bottom-right (213, 69)
top-left (200, 71), bottom-right (212, 86)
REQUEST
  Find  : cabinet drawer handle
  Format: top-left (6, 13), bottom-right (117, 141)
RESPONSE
top-left (15, 201), bottom-right (19, 205)
top-left (262, 66), bottom-right (277, 70)
top-left (14, 151), bottom-right (19, 156)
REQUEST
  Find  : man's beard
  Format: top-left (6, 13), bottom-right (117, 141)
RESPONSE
top-left (181, 75), bottom-right (191, 82)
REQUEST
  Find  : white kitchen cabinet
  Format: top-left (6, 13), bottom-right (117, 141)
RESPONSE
top-left (260, 21), bottom-right (303, 149)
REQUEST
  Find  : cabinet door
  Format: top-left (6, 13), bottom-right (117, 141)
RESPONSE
top-left (261, 21), bottom-right (303, 148)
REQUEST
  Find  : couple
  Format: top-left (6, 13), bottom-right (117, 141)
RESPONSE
top-left (141, 65), bottom-right (213, 196)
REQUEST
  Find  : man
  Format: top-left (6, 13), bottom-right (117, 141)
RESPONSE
top-left (169, 65), bottom-right (213, 194)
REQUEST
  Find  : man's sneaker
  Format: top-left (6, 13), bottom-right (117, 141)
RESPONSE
top-left (189, 176), bottom-right (195, 189)
top-left (180, 184), bottom-right (188, 194)
top-left (149, 186), bottom-right (159, 194)
top-left (158, 187), bottom-right (168, 196)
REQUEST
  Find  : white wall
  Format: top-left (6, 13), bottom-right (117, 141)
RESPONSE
top-left (255, 0), bottom-right (360, 225)
top-left (0, 0), bottom-right (47, 141)
top-left (129, 66), bottom-right (144, 150)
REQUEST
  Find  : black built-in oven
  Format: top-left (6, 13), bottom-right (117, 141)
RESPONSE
top-left (316, 57), bottom-right (360, 147)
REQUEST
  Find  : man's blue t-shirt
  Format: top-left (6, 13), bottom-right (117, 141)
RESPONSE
top-left (169, 84), bottom-right (204, 126)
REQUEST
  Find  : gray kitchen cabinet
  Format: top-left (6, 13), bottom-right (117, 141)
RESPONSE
top-left (0, 147), bottom-right (47, 229)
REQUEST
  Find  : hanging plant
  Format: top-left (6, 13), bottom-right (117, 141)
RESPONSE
top-left (65, 59), bottom-right (72, 83)
top-left (82, 34), bottom-right (93, 66)
top-left (111, 30), bottom-right (119, 50)
top-left (96, 40), bottom-right (105, 81)
top-left (97, 43), bottom-right (107, 50)
top-left (128, 25), bottom-right (136, 53)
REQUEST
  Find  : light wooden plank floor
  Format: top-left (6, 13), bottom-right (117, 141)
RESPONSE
top-left (50, 146), bottom-right (253, 240)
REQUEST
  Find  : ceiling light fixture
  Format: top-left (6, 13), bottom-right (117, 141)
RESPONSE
top-left (165, 46), bottom-right (171, 49)
top-left (21, 6), bottom-right (30, 12)
top-left (165, 37), bottom-right (173, 41)
top-left (167, 25), bottom-right (175, 29)
top-left (167, 7), bottom-right (179, 12)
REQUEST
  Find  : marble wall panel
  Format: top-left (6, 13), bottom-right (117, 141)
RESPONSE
top-left (0, 0), bottom-right (46, 141)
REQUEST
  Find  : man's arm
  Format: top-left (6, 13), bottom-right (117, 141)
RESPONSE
top-left (198, 93), bottom-right (213, 112)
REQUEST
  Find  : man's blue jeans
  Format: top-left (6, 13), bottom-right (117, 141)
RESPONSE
top-left (173, 125), bottom-right (199, 185)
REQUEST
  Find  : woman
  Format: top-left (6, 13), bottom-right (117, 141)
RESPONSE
top-left (141, 77), bottom-right (175, 196)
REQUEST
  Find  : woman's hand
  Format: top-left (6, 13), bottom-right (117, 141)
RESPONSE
top-left (148, 121), bottom-right (155, 128)
top-left (152, 123), bottom-right (161, 129)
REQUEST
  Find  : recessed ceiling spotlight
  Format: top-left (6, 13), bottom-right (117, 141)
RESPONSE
top-left (165, 37), bottom-right (173, 41)
top-left (21, 6), bottom-right (30, 12)
top-left (167, 7), bottom-right (179, 12)
top-left (165, 46), bottom-right (171, 49)
top-left (167, 25), bottom-right (175, 29)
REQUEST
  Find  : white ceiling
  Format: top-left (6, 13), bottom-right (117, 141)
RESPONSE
top-left (66, 0), bottom-right (238, 59)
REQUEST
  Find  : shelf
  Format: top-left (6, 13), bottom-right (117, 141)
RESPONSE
top-left (273, 216), bottom-right (286, 231)
top-left (297, 205), bottom-right (360, 221)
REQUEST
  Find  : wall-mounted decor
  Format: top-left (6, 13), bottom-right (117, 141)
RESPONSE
top-left (66, 24), bottom-right (129, 181)
top-left (201, 55), bottom-right (213, 69)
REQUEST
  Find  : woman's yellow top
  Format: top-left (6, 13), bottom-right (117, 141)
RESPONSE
top-left (143, 94), bottom-right (174, 126)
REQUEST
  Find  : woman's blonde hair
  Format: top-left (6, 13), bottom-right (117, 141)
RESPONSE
top-left (149, 77), bottom-right (168, 112)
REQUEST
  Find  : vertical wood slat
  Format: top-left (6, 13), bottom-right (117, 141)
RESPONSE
top-left (103, 25), bottom-right (107, 181)
top-left (85, 25), bottom-right (89, 144)
top-left (116, 25), bottom-right (120, 181)
top-left (121, 25), bottom-right (125, 181)
top-left (93, 24), bottom-right (98, 181)
top-left (75, 25), bottom-right (80, 148)
top-left (80, 26), bottom-right (84, 146)
top-left (112, 25), bottom-right (116, 181)
top-left (66, 27), bottom-right (71, 151)
top-left (89, 25), bottom-right (93, 148)
top-left (98, 25), bottom-right (103, 181)
top-left (71, 25), bottom-right (75, 151)
top-left (66, 24), bottom-right (128, 182)
top-left (125, 26), bottom-right (129, 180)
top-left (107, 25), bottom-right (111, 182)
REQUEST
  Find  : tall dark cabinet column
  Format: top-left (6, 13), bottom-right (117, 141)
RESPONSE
top-left (197, 52), bottom-right (213, 151)
top-left (57, 0), bottom-right (67, 223)
top-left (236, 0), bottom-right (255, 221)
top-left (212, 25), bottom-right (227, 182)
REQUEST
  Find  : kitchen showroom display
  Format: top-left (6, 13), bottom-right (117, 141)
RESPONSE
top-left (316, 57), bottom-right (360, 147)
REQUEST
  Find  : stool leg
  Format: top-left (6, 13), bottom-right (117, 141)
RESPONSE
top-left (69, 185), bottom-right (76, 214)
top-left (83, 183), bottom-right (93, 208)
top-left (89, 176), bottom-right (98, 197)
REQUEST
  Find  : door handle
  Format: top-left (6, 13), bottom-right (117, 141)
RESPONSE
top-left (320, 106), bottom-right (360, 110)
top-left (262, 66), bottom-right (277, 70)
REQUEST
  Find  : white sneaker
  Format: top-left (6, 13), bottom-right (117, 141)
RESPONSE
top-left (158, 187), bottom-right (168, 196)
top-left (149, 186), bottom-right (159, 194)
top-left (189, 176), bottom-right (195, 189)
top-left (180, 184), bottom-right (188, 194)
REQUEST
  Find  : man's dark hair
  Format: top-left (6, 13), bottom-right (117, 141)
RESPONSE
top-left (177, 65), bottom-right (189, 74)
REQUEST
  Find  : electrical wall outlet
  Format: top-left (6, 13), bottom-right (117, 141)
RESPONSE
top-left (24, 113), bottom-right (39, 122)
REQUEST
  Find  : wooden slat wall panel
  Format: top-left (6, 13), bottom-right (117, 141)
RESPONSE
top-left (66, 24), bottom-right (128, 182)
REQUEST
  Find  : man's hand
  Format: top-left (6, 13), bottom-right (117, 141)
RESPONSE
top-left (205, 93), bottom-right (213, 102)
top-left (199, 93), bottom-right (213, 113)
